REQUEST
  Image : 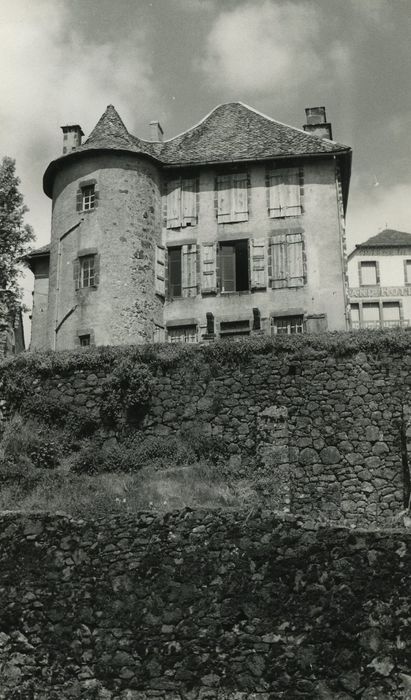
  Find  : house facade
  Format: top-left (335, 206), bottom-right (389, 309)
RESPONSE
top-left (348, 229), bottom-right (411, 329)
top-left (28, 103), bottom-right (351, 349)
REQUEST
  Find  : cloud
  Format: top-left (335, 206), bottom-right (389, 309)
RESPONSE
top-left (346, 181), bottom-right (411, 252)
top-left (199, 0), bottom-right (351, 94)
top-left (0, 0), bottom-right (160, 242)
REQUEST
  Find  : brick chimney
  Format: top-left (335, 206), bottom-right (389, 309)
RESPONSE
top-left (303, 107), bottom-right (332, 140)
top-left (149, 120), bottom-right (164, 142)
top-left (61, 125), bottom-right (84, 154)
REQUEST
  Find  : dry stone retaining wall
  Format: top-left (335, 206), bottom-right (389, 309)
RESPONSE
top-left (6, 345), bottom-right (411, 523)
top-left (0, 511), bottom-right (410, 699)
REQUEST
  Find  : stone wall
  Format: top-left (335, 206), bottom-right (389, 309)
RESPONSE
top-left (13, 341), bottom-right (411, 523)
top-left (0, 511), bottom-right (410, 699)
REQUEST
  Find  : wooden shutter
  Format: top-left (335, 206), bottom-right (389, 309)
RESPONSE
top-left (93, 254), bottom-right (100, 287)
top-left (182, 244), bottom-right (197, 297)
top-left (287, 232), bottom-right (304, 286)
top-left (284, 171), bottom-right (301, 216)
top-left (76, 190), bottom-right (83, 213)
top-left (220, 244), bottom-right (236, 292)
top-left (73, 259), bottom-right (81, 290)
top-left (270, 234), bottom-right (287, 288)
top-left (93, 190), bottom-right (100, 209)
top-left (232, 174), bottom-right (248, 222)
top-left (201, 242), bottom-right (217, 292)
top-left (268, 173), bottom-right (284, 218)
top-left (155, 245), bottom-right (166, 296)
top-left (182, 179), bottom-right (196, 227)
top-left (166, 181), bottom-right (181, 228)
top-left (250, 238), bottom-right (267, 289)
top-left (217, 176), bottom-right (232, 223)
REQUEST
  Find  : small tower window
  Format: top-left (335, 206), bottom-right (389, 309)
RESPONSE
top-left (79, 334), bottom-right (91, 347)
top-left (82, 185), bottom-right (95, 211)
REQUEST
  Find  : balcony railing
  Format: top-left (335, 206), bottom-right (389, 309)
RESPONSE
top-left (351, 320), bottom-right (409, 330)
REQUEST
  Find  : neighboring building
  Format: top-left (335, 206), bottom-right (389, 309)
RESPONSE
top-left (0, 292), bottom-right (25, 356)
top-left (27, 103), bottom-right (351, 349)
top-left (348, 229), bottom-right (411, 329)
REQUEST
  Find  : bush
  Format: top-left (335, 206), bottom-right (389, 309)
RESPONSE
top-left (100, 360), bottom-right (154, 424)
top-left (1, 415), bottom-right (61, 470)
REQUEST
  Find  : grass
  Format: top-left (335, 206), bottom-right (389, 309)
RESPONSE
top-left (0, 463), bottom-right (259, 517)
top-left (0, 414), bottom-right (259, 517)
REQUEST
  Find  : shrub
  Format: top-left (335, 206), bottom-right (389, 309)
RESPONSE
top-left (0, 415), bottom-right (61, 470)
top-left (100, 360), bottom-right (154, 424)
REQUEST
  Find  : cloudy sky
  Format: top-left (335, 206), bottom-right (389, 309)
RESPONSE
top-left (2, 0), bottom-right (411, 287)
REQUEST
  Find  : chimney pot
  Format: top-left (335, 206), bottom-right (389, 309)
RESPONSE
top-left (149, 120), bottom-right (164, 142)
top-left (303, 107), bottom-right (332, 140)
top-left (61, 124), bottom-right (84, 154)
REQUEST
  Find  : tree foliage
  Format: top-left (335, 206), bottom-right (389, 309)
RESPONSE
top-left (0, 156), bottom-right (34, 315)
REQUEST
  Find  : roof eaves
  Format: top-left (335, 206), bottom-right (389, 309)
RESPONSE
top-left (162, 148), bottom-right (351, 169)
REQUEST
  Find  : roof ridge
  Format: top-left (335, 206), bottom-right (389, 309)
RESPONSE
top-left (236, 101), bottom-right (344, 147)
top-left (162, 103), bottom-right (225, 143)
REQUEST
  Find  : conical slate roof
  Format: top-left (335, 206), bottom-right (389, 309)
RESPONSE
top-left (85, 105), bottom-right (137, 150)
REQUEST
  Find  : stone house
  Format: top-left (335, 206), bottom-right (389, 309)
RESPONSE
top-left (348, 229), bottom-right (411, 329)
top-left (27, 103), bottom-right (352, 349)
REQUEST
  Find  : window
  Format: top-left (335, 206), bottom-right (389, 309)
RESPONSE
top-left (167, 179), bottom-right (197, 228)
top-left (74, 254), bottom-right (99, 290)
top-left (82, 185), bottom-right (95, 211)
top-left (165, 244), bottom-right (197, 299)
top-left (359, 261), bottom-right (378, 286)
top-left (79, 334), bottom-right (90, 347)
top-left (219, 240), bottom-right (249, 292)
top-left (76, 182), bottom-right (98, 213)
top-left (217, 173), bottom-right (248, 223)
top-left (350, 303), bottom-right (360, 329)
top-left (167, 325), bottom-right (197, 344)
top-left (220, 319), bottom-right (250, 338)
top-left (268, 169), bottom-right (301, 218)
top-left (382, 301), bottom-right (401, 327)
top-left (362, 302), bottom-right (380, 328)
top-left (168, 247), bottom-right (182, 298)
top-left (270, 232), bottom-right (304, 288)
top-left (271, 315), bottom-right (304, 335)
top-left (405, 260), bottom-right (411, 285)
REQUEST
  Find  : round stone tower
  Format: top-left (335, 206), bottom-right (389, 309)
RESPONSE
top-left (43, 106), bottom-right (164, 350)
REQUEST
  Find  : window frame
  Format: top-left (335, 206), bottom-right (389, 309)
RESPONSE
top-left (167, 324), bottom-right (198, 344)
top-left (218, 239), bottom-right (250, 293)
top-left (267, 167), bottom-right (302, 219)
top-left (359, 260), bottom-right (379, 287)
top-left (271, 315), bottom-right (304, 335)
top-left (269, 231), bottom-right (305, 289)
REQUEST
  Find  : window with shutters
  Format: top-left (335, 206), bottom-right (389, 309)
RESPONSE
top-left (268, 168), bottom-right (301, 218)
top-left (269, 232), bottom-right (305, 288)
top-left (167, 325), bottom-right (197, 344)
top-left (76, 181), bottom-right (99, 212)
top-left (404, 260), bottom-right (411, 285)
top-left (359, 261), bottom-right (379, 286)
top-left (219, 240), bottom-right (249, 292)
top-left (271, 315), bottom-right (304, 335)
top-left (167, 245), bottom-right (197, 299)
top-left (217, 173), bottom-right (248, 223)
top-left (166, 179), bottom-right (197, 228)
top-left (74, 254), bottom-right (99, 290)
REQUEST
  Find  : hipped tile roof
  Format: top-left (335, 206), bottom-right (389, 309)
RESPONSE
top-left (44, 102), bottom-right (351, 197)
top-left (355, 229), bottom-right (411, 248)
